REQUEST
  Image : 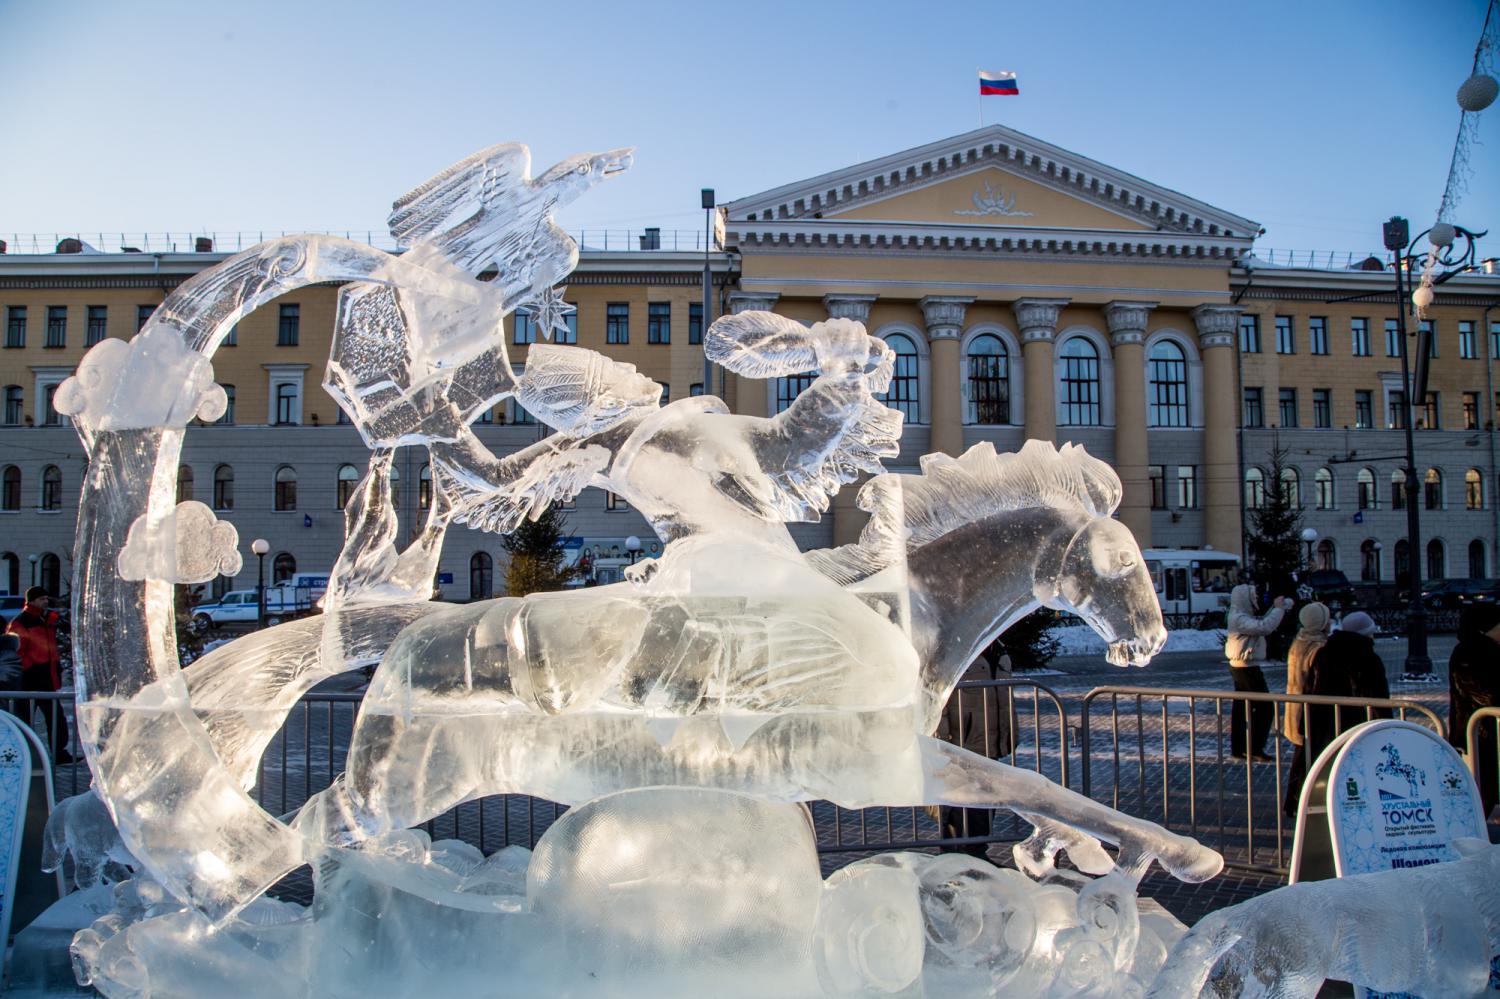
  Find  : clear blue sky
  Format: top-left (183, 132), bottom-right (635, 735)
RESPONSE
top-left (1, 0), bottom-right (1495, 258)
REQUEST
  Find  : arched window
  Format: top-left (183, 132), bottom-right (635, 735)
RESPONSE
top-left (1424, 468), bottom-right (1443, 510)
top-left (1059, 337), bottom-right (1101, 426)
top-left (1466, 468), bottom-right (1483, 510)
top-left (176, 465), bottom-right (194, 504)
top-left (41, 465), bottom-right (61, 511)
top-left (879, 333), bottom-right (920, 423)
top-left (1147, 340), bottom-right (1188, 427)
top-left (1, 552), bottom-right (18, 595)
top-left (389, 463), bottom-right (400, 512)
top-left (272, 553), bottom-right (296, 584)
top-left (336, 464), bottom-right (359, 510)
top-left (965, 334), bottom-right (1010, 424)
top-left (1, 465), bottom-right (19, 511)
top-left (213, 464), bottom-right (234, 511)
top-left (1394, 539), bottom-right (1411, 586)
top-left (1360, 539), bottom-right (1380, 582)
top-left (274, 465), bottom-right (297, 512)
top-left (1243, 467), bottom-right (1265, 510)
top-left (1391, 470), bottom-right (1408, 510)
top-left (774, 373), bottom-right (813, 415)
top-left (1314, 467), bottom-right (1335, 510)
top-left (1469, 539), bottom-right (1487, 579)
top-left (1357, 468), bottom-right (1377, 510)
top-left (39, 553), bottom-right (60, 597)
top-left (1427, 538), bottom-right (1446, 580)
top-left (470, 551), bottom-right (493, 600)
top-left (1279, 466), bottom-right (1300, 508)
top-left (419, 464), bottom-right (432, 513)
top-left (1316, 539), bottom-right (1336, 571)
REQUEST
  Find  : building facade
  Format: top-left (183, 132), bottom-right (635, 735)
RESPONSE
top-left (2, 124), bottom-right (1496, 601)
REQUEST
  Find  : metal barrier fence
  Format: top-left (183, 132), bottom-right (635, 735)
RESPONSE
top-left (1467, 706), bottom-right (1500, 813)
top-left (1080, 686), bottom-right (1444, 875)
top-left (3, 681), bottom-right (1455, 887)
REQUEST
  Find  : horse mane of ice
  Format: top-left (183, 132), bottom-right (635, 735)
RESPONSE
top-left (809, 439), bottom-right (1122, 584)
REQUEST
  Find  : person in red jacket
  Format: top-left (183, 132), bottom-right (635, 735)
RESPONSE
top-left (6, 585), bottom-right (72, 763)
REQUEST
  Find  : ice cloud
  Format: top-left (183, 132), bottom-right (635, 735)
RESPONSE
top-left (55, 326), bottom-right (227, 436)
top-left (118, 501), bottom-right (243, 583)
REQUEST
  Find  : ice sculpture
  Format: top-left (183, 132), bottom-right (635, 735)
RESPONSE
top-left (48, 137), bottom-right (1493, 997)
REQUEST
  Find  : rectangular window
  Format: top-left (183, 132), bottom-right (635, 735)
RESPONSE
top-left (1149, 465), bottom-right (1166, 510)
top-left (277, 304), bottom-right (300, 346)
top-left (1418, 391), bottom-right (1440, 430)
top-left (557, 306), bottom-right (577, 345)
top-left (1350, 317), bottom-right (1370, 357)
top-left (477, 407), bottom-right (493, 424)
top-left (274, 382), bottom-right (299, 424)
top-left (606, 491), bottom-right (629, 510)
top-left (658, 381), bottom-right (670, 404)
top-left (1308, 316), bottom-right (1328, 355)
top-left (1278, 387), bottom-right (1298, 428)
top-left (223, 324), bottom-right (237, 346)
top-left (1389, 390), bottom-right (1407, 430)
top-left (1421, 319), bottom-right (1436, 358)
top-left (3, 386), bottom-right (21, 425)
top-left (86, 305), bottom-right (107, 346)
top-left (5, 306), bottom-right (25, 348)
top-left (1355, 390), bottom-right (1374, 429)
top-left (1459, 320), bottom-right (1477, 359)
top-left (137, 304), bottom-right (155, 331)
top-left (1238, 314), bottom-right (1260, 353)
top-left (1275, 315), bottom-right (1295, 354)
top-left (42, 383), bottom-right (62, 425)
top-left (690, 382), bottom-right (704, 397)
top-left (1492, 321), bottom-right (1500, 360)
top-left (1385, 319), bottom-right (1401, 357)
top-left (1313, 388), bottom-right (1331, 428)
top-left (1243, 387), bottom-right (1264, 428)
top-left (45, 306), bottom-right (66, 348)
top-left (1464, 391), bottom-right (1480, 430)
top-left (511, 399), bottom-right (535, 424)
top-left (688, 303), bottom-right (703, 345)
top-left (1176, 466), bottom-right (1199, 509)
top-left (647, 302), bottom-right (670, 344)
top-left (217, 385), bottom-right (235, 425)
top-left (606, 303), bottom-right (629, 344)
top-left (513, 310), bottom-right (536, 345)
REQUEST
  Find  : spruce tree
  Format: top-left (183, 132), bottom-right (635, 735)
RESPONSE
top-left (1246, 443), bottom-right (1305, 597)
top-left (502, 504), bottom-right (581, 597)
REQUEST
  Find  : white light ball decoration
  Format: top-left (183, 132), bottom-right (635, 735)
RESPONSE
top-left (1412, 284), bottom-right (1435, 312)
top-left (1457, 73), bottom-right (1498, 113)
top-left (1429, 222), bottom-right (1456, 249)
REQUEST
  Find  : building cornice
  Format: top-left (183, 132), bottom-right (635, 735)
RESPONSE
top-left (725, 124), bottom-right (1260, 238)
top-left (729, 219), bottom-right (1252, 263)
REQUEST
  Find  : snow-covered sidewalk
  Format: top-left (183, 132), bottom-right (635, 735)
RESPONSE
top-left (1051, 624), bottom-right (1227, 657)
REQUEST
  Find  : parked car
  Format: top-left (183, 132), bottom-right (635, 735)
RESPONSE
top-left (0, 594), bottom-right (25, 625)
top-left (192, 589), bottom-right (262, 629)
top-left (1419, 578), bottom-right (1500, 609)
top-left (1302, 569), bottom-right (1355, 610)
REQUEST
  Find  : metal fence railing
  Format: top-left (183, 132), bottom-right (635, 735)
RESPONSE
top-left (1466, 706), bottom-right (1500, 813)
top-left (3, 680), bottom-right (1457, 892)
top-left (1079, 686), bottom-right (1444, 875)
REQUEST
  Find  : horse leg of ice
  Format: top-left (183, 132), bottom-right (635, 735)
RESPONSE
top-left (920, 737), bottom-right (1223, 883)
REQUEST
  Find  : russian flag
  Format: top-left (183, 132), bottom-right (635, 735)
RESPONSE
top-left (979, 70), bottom-right (1019, 96)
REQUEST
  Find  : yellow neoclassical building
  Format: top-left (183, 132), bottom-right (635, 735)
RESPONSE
top-left (1, 124), bottom-right (1497, 600)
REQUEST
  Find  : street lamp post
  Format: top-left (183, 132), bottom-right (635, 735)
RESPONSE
top-left (1383, 216), bottom-right (1489, 677)
top-left (625, 535), bottom-right (642, 565)
top-left (251, 538), bottom-right (269, 629)
top-left (1373, 541), bottom-right (1384, 601)
top-left (27, 553), bottom-right (37, 588)
top-left (1300, 527), bottom-right (1319, 571)
top-left (701, 189), bottom-right (716, 398)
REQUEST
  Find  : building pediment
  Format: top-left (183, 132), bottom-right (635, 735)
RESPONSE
top-left (726, 124), bottom-right (1259, 241)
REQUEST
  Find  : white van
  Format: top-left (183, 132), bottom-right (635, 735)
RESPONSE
top-left (1142, 549), bottom-right (1240, 619)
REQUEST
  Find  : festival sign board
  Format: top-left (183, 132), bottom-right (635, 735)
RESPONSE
top-left (0, 712), bottom-right (36, 982)
top-left (1324, 720), bottom-right (1492, 998)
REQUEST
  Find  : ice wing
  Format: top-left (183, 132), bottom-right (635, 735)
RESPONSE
top-left (388, 143), bottom-right (532, 248)
top-left (430, 432), bottom-right (609, 534)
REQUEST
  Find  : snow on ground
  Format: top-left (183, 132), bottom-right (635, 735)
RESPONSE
top-left (1051, 624), bottom-right (1227, 657)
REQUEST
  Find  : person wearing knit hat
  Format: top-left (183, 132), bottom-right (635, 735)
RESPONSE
top-left (1302, 609), bottom-right (1393, 787)
top-left (1282, 602), bottom-right (1331, 815)
top-left (1448, 603), bottom-right (1500, 818)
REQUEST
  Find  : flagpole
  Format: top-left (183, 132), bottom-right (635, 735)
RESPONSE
top-left (976, 67), bottom-right (982, 127)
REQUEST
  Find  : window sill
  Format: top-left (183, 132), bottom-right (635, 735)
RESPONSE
top-left (0, 509), bottom-right (17, 514)
top-left (37, 509), bottom-right (62, 515)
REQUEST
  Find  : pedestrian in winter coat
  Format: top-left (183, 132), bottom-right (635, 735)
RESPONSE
top-left (1225, 584), bottom-right (1291, 760)
top-left (1304, 611), bottom-right (1390, 767)
top-left (1282, 602), bottom-right (1331, 814)
top-left (1448, 603), bottom-right (1500, 819)
top-left (0, 633), bottom-right (21, 689)
top-left (5, 586), bottom-right (72, 762)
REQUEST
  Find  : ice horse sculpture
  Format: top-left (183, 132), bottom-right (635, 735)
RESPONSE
top-left (46, 141), bottom-right (1499, 997)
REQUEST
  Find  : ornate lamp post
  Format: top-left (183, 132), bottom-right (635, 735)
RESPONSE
top-left (251, 538), bottom-right (270, 629)
top-left (1373, 540), bottom-right (1384, 601)
top-left (1383, 216), bottom-right (1489, 677)
top-left (1300, 527), bottom-right (1319, 570)
top-left (625, 535), bottom-right (642, 565)
top-left (27, 553), bottom-right (37, 588)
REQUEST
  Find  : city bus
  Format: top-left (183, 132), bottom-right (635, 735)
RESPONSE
top-left (1142, 548), bottom-right (1240, 622)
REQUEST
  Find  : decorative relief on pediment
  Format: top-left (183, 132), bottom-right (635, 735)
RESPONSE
top-left (953, 179), bottom-right (1034, 219)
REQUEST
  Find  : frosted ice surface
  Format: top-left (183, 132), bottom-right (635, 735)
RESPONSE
top-left (117, 501), bottom-right (242, 583)
top-left (54, 326), bottom-right (226, 442)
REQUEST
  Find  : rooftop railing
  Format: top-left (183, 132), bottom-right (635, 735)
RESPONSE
top-left (0, 228), bottom-right (720, 256)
